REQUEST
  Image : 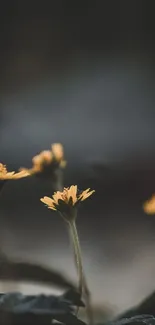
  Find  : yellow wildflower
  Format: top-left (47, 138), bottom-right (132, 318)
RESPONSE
top-left (143, 194), bottom-right (155, 215)
top-left (20, 143), bottom-right (66, 176)
top-left (40, 185), bottom-right (95, 220)
top-left (0, 163), bottom-right (29, 180)
top-left (51, 143), bottom-right (66, 168)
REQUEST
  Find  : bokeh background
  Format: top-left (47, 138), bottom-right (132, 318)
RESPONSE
top-left (1, 0), bottom-right (155, 317)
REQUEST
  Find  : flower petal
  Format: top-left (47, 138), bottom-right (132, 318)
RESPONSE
top-left (67, 185), bottom-right (77, 205)
top-left (79, 189), bottom-right (95, 201)
top-left (0, 172), bottom-right (15, 180)
top-left (0, 163), bottom-right (30, 180)
top-left (11, 170), bottom-right (30, 179)
top-left (52, 191), bottom-right (63, 204)
top-left (32, 154), bottom-right (43, 166)
top-left (48, 206), bottom-right (57, 211)
top-left (41, 150), bottom-right (53, 164)
top-left (51, 143), bottom-right (64, 162)
top-left (40, 196), bottom-right (55, 207)
top-left (78, 188), bottom-right (90, 200)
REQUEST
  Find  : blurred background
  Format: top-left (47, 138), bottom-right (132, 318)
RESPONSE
top-left (0, 0), bottom-right (155, 318)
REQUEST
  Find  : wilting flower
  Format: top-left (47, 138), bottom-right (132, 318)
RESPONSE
top-left (143, 194), bottom-right (155, 215)
top-left (20, 143), bottom-right (66, 177)
top-left (0, 163), bottom-right (29, 180)
top-left (40, 185), bottom-right (95, 221)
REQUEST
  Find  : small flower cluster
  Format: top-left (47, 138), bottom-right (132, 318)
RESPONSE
top-left (0, 143), bottom-right (67, 193)
top-left (0, 145), bottom-right (95, 217)
top-left (0, 141), bottom-right (95, 322)
top-left (20, 143), bottom-right (66, 176)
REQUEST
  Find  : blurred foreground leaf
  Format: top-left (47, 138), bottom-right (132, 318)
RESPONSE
top-left (109, 315), bottom-right (155, 325)
top-left (0, 253), bottom-right (75, 290)
top-left (97, 291), bottom-right (155, 325)
top-left (118, 291), bottom-right (155, 319)
top-left (98, 315), bottom-right (155, 325)
top-left (0, 289), bottom-right (85, 324)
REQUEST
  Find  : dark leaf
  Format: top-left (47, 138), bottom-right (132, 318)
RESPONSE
top-left (97, 290), bottom-right (155, 325)
top-left (98, 315), bottom-right (155, 325)
top-left (0, 290), bottom-right (86, 325)
top-left (117, 291), bottom-right (155, 319)
top-left (61, 289), bottom-right (85, 307)
top-left (111, 315), bottom-right (155, 325)
top-left (0, 255), bottom-right (75, 290)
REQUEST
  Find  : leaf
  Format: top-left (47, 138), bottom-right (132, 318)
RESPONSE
top-left (0, 255), bottom-right (75, 290)
top-left (110, 315), bottom-right (155, 325)
top-left (62, 289), bottom-right (85, 307)
top-left (0, 290), bottom-right (86, 325)
top-left (117, 291), bottom-right (155, 320)
top-left (98, 315), bottom-right (155, 325)
top-left (98, 292), bottom-right (155, 325)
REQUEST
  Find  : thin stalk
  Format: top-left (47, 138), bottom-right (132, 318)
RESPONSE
top-left (53, 168), bottom-right (64, 192)
top-left (68, 220), bottom-right (94, 324)
top-left (82, 274), bottom-right (94, 325)
top-left (68, 220), bottom-right (83, 296)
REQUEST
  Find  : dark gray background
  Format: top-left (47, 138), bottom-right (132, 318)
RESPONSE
top-left (0, 1), bottom-right (155, 316)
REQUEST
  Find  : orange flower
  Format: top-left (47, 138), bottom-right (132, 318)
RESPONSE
top-left (0, 163), bottom-right (29, 180)
top-left (20, 143), bottom-right (66, 176)
top-left (143, 194), bottom-right (155, 215)
top-left (40, 185), bottom-right (95, 220)
top-left (51, 143), bottom-right (66, 168)
top-left (27, 150), bottom-right (53, 175)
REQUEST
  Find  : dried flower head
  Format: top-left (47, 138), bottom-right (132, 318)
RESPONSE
top-left (40, 185), bottom-right (95, 221)
top-left (0, 163), bottom-right (29, 180)
top-left (143, 194), bottom-right (155, 215)
top-left (20, 143), bottom-right (66, 177)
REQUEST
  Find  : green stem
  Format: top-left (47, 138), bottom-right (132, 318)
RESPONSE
top-left (68, 220), bottom-right (94, 324)
top-left (82, 274), bottom-right (94, 325)
top-left (68, 220), bottom-right (83, 296)
top-left (53, 168), bottom-right (64, 191)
